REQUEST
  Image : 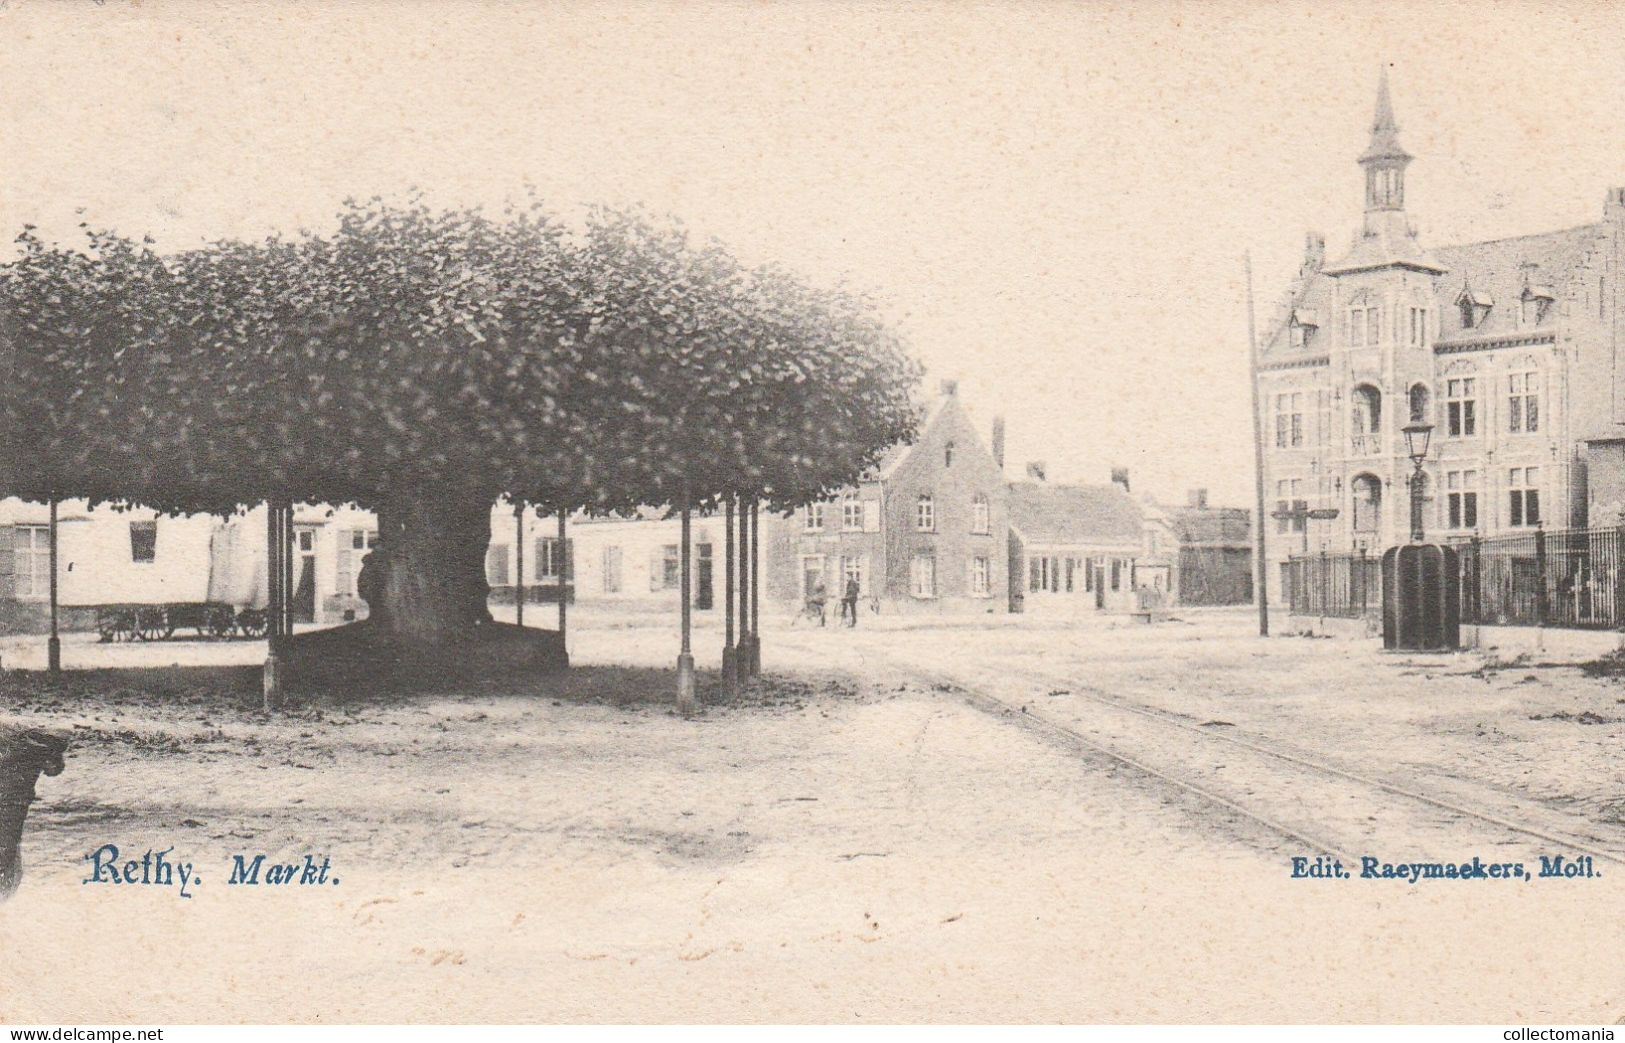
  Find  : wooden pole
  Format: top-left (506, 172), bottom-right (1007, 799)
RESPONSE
top-left (557, 508), bottom-right (568, 649)
top-left (1246, 251), bottom-right (1270, 637)
top-left (514, 501), bottom-right (525, 629)
top-left (749, 497), bottom-right (761, 675)
top-left (737, 497), bottom-right (750, 673)
top-left (284, 503), bottom-right (295, 639)
top-left (263, 500), bottom-right (284, 711)
top-left (723, 494), bottom-right (736, 693)
top-left (676, 495), bottom-right (696, 715)
top-left (46, 498), bottom-right (59, 673)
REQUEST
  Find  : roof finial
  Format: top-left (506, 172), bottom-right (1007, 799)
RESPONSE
top-left (1360, 65), bottom-right (1411, 165)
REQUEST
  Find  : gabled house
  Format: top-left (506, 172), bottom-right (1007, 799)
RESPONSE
top-left (764, 381), bottom-right (1009, 614)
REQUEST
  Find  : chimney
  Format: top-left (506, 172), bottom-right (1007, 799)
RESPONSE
top-left (1111, 467), bottom-right (1130, 493)
top-left (1304, 232), bottom-right (1326, 273)
top-left (1608, 187), bottom-right (1625, 221)
top-left (939, 379), bottom-right (958, 397)
top-left (990, 416), bottom-right (1006, 470)
top-left (1187, 487), bottom-right (1209, 508)
top-left (1026, 460), bottom-right (1046, 482)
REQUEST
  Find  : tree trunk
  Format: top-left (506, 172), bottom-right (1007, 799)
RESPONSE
top-left (372, 493), bottom-right (494, 640)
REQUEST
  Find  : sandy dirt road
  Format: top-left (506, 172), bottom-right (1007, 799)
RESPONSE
top-left (1, 609), bottom-right (1623, 1021)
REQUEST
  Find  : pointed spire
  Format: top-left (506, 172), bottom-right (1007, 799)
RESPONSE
top-left (1361, 66), bottom-right (1411, 164)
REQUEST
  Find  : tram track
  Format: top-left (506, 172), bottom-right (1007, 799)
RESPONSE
top-left (788, 630), bottom-right (1625, 869)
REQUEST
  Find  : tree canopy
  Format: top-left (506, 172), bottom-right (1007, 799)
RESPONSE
top-left (0, 197), bottom-right (923, 518)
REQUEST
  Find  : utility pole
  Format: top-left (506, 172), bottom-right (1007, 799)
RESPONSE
top-left (1246, 251), bottom-right (1270, 637)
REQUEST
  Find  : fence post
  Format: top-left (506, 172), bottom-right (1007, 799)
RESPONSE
top-left (1358, 546), bottom-right (1369, 618)
top-left (1467, 535), bottom-right (1480, 626)
top-left (1534, 526), bottom-right (1548, 627)
top-left (1615, 526), bottom-right (1625, 633)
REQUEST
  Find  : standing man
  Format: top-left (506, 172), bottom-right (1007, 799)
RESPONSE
top-left (841, 575), bottom-right (860, 628)
top-left (808, 577), bottom-right (828, 627)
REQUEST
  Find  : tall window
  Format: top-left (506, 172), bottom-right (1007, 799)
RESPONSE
top-left (1445, 470), bottom-right (1479, 530)
top-left (1274, 478), bottom-right (1306, 535)
top-left (970, 494), bottom-right (990, 534)
top-left (1350, 385), bottom-right (1381, 454)
top-left (803, 502), bottom-right (825, 531)
top-left (916, 495), bottom-right (934, 532)
top-left (1508, 370), bottom-right (1540, 433)
top-left (534, 537), bottom-right (560, 578)
top-left (944, 441), bottom-right (955, 468)
top-left (1508, 467), bottom-right (1541, 527)
top-left (13, 525), bottom-right (49, 600)
top-left (660, 544), bottom-right (681, 589)
top-left (1407, 306), bottom-right (1430, 345)
top-left (1408, 383), bottom-right (1430, 425)
top-left (1274, 393), bottom-right (1304, 448)
top-left (1346, 304), bottom-right (1380, 346)
top-left (601, 546), bottom-right (623, 593)
top-left (1352, 474), bottom-right (1382, 533)
top-left (1315, 389), bottom-right (1333, 448)
top-left (841, 495), bottom-right (864, 531)
top-left (129, 521), bottom-right (157, 563)
top-left (968, 556), bottom-right (990, 596)
top-left (1445, 377), bottom-right (1477, 438)
top-left (910, 553), bottom-right (936, 598)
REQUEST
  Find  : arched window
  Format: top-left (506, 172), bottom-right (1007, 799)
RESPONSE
top-left (971, 493), bottom-right (990, 534)
top-left (1352, 474), bottom-right (1382, 533)
top-left (1408, 383), bottom-right (1430, 425)
top-left (944, 441), bottom-right (955, 468)
top-left (1351, 384), bottom-right (1382, 455)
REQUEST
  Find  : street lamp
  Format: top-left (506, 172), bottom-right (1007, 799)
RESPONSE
top-left (1402, 421), bottom-right (1434, 542)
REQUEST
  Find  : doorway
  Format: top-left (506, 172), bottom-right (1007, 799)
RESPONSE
top-left (293, 526), bottom-right (318, 624)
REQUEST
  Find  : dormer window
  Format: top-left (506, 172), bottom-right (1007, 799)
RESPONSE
top-left (1289, 309), bottom-right (1319, 350)
top-left (1521, 287), bottom-right (1554, 326)
top-left (1456, 285), bottom-right (1492, 329)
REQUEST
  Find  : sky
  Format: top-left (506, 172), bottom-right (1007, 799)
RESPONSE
top-left (3, 0), bottom-right (1623, 506)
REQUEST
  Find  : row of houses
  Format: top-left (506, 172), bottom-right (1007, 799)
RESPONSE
top-left (0, 385), bottom-right (1252, 633)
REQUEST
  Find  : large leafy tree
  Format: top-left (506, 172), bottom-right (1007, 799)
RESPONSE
top-left (0, 199), bottom-right (921, 640)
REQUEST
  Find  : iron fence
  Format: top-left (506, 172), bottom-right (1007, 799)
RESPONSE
top-left (1452, 527), bottom-right (1625, 630)
top-left (1288, 527), bottom-right (1625, 631)
top-left (1285, 552), bottom-right (1380, 619)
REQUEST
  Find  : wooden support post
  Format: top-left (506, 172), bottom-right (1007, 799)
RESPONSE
top-left (557, 508), bottom-right (568, 652)
top-left (514, 501), bottom-right (525, 629)
top-left (46, 498), bottom-right (60, 673)
top-left (723, 494), bottom-right (737, 694)
top-left (749, 497), bottom-right (761, 676)
top-left (737, 498), bottom-right (750, 679)
top-left (676, 497), bottom-right (696, 716)
top-left (263, 501), bottom-right (285, 712)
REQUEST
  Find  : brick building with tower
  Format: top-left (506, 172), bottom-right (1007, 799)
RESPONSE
top-left (1255, 71), bottom-right (1625, 606)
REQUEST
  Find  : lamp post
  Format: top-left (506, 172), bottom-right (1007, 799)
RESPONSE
top-left (1402, 421), bottom-right (1434, 543)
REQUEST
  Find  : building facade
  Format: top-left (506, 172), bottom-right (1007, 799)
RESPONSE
top-left (1256, 72), bottom-right (1625, 605)
top-left (764, 382), bottom-right (1009, 614)
top-left (1007, 467), bottom-right (1149, 614)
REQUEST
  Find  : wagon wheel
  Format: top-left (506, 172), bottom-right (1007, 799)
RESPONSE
top-left (237, 609), bottom-right (268, 639)
top-left (108, 609), bottom-right (138, 643)
top-left (135, 607), bottom-right (171, 642)
top-left (206, 606), bottom-right (237, 639)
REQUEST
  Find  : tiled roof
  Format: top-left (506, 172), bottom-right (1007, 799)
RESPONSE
top-left (1431, 223), bottom-right (1602, 341)
top-left (1008, 481), bottom-right (1143, 548)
